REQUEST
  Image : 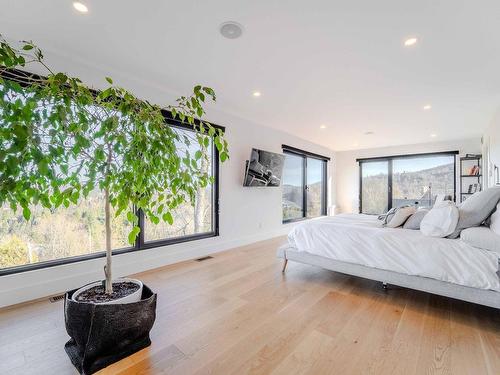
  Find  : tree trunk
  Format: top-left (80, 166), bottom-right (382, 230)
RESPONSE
top-left (104, 187), bottom-right (113, 294)
top-left (194, 156), bottom-right (209, 233)
top-left (104, 143), bottom-right (113, 294)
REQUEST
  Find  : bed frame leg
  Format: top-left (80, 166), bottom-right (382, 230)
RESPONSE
top-left (282, 259), bottom-right (288, 273)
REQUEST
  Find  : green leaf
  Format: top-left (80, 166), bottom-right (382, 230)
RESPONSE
top-left (38, 159), bottom-right (49, 175)
top-left (22, 207), bottom-right (31, 220)
top-left (128, 226), bottom-right (141, 245)
top-left (162, 212), bottom-right (173, 225)
top-left (126, 211), bottom-right (136, 222)
top-left (105, 77), bottom-right (113, 84)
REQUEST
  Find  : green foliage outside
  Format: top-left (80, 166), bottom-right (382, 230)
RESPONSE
top-left (0, 235), bottom-right (38, 268)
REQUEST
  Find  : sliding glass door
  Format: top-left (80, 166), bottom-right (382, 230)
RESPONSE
top-left (282, 153), bottom-right (305, 221)
top-left (359, 152), bottom-right (457, 215)
top-left (282, 146), bottom-right (328, 222)
top-left (306, 157), bottom-right (326, 217)
top-left (360, 161), bottom-right (389, 215)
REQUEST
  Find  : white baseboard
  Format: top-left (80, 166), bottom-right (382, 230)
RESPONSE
top-left (0, 227), bottom-right (290, 308)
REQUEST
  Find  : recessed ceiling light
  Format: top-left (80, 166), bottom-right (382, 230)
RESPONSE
top-left (73, 2), bottom-right (88, 13)
top-left (319, 124), bottom-right (327, 129)
top-left (404, 37), bottom-right (418, 47)
top-left (252, 91), bottom-right (261, 97)
top-left (220, 22), bottom-right (244, 39)
top-left (430, 133), bottom-right (437, 138)
top-left (423, 104), bottom-right (432, 110)
top-left (364, 131), bottom-right (374, 135)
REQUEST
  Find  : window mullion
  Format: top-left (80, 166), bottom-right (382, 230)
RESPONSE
top-left (388, 160), bottom-right (393, 211)
top-left (303, 156), bottom-right (307, 218)
top-left (136, 207), bottom-right (145, 250)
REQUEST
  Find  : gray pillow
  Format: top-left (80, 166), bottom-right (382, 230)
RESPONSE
top-left (448, 186), bottom-right (500, 238)
top-left (378, 207), bottom-right (397, 225)
top-left (460, 226), bottom-right (500, 255)
top-left (379, 206), bottom-right (411, 226)
top-left (403, 208), bottom-right (429, 230)
top-left (387, 206), bottom-right (416, 228)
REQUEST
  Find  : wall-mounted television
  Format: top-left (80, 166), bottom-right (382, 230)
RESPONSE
top-left (243, 148), bottom-right (285, 187)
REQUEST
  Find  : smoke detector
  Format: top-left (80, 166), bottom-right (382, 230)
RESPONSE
top-left (220, 22), bottom-right (244, 39)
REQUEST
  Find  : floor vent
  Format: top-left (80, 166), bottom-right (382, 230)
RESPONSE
top-left (195, 256), bottom-right (214, 262)
top-left (49, 294), bottom-right (65, 303)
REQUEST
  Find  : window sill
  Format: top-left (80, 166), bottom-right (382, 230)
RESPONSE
top-left (282, 215), bottom-right (327, 224)
top-left (0, 231), bottom-right (218, 277)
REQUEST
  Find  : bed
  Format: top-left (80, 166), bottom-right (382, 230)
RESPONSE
top-left (278, 214), bottom-right (500, 308)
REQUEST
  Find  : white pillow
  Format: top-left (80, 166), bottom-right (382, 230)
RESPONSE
top-left (490, 202), bottom-right (500, 236)
top-left (386, 206), bottom-right (416, 228)
top-left (420, 201), bottom-right (459, 237)
top-left (461, 227), bottom-right (500, 256)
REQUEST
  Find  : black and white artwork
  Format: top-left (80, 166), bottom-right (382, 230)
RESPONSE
top-left (244, 149), bottom-right (285, 187)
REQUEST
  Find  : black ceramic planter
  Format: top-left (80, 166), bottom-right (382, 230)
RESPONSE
top-left (64, 283), bottom-right (157, 375)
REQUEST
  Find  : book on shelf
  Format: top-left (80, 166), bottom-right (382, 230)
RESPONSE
top-left (467, 183), bottom-right (481, 194)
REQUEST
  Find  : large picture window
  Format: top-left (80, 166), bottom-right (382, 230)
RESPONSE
top-left (143, 128), bottom-right (215, 243)
top-left (282, 145), bottom-right (329, 222)
top-left (0, 81), bottom-right (220, 275)
top-left (358, 151), bottom-right (457, 215)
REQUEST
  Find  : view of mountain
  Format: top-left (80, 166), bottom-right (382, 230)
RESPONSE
top-left (362, 163), bottom-right (455, 214)
top-left (283, 181), bottom-right (323, 219)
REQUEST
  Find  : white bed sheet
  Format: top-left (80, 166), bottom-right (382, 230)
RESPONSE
top-left (287, 214), bottom-right (500, 291)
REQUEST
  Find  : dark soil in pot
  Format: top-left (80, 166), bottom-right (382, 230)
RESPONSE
top-left (75, 281), bottom-right (140, 303)
top-left (64, 284), bottom-right (157, 375)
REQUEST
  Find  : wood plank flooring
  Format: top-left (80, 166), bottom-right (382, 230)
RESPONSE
top-left (0, 237), bottom-right (499, 374)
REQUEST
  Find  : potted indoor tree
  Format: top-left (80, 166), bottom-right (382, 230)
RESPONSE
top-left (0, 37), bottom-right (228, 374)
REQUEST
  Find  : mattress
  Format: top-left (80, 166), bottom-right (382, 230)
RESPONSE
top-left (287, 214), bottom-right (500, 291)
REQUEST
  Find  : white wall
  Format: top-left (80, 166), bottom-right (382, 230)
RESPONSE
top-left (483, 108), bottom-right (500, 187)
top-left (0, 109), bottom-right (335, 308)
top-left (335, 138), bottom-right (481, 214)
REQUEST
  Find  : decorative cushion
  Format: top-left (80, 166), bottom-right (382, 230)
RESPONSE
top-left (378, 207), bottom-right (398, 225)
top-left (403, 208), bottom-right (430, 230)
top-left (489, 202), bottom-right (500, 236)
top-left (461, 227), bottom-right (500, 256)
top-left (448, 186), bottom-right (500, 238)
top-left (386, 206), bottom-right (417, 228)
top-left (420, 201), bottom-right (459, 237)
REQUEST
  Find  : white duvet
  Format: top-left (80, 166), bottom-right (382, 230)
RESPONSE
top-left (287, 214), bottom-right (500, 291)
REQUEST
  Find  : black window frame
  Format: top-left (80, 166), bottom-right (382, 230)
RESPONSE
top-left (282, 145), bottom-right (329, 223)
top-left (357, 151), bottom-right (458, 215)
top-left (0, 69), bottom-right (223, 276)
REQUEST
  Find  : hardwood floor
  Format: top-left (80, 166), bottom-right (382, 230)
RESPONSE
top-left (1, 237), bottom-right (499, 374)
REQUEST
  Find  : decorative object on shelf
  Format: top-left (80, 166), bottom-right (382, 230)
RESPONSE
top-left (466, 165), bottom-right (481, 176)
top-left (460, 155), bottom-right (482, 203)
top-left (0, 37), bottom-right (228, 374)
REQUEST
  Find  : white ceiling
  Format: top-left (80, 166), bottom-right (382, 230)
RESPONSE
top-left (1, 0), bottom-right (500, 151)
